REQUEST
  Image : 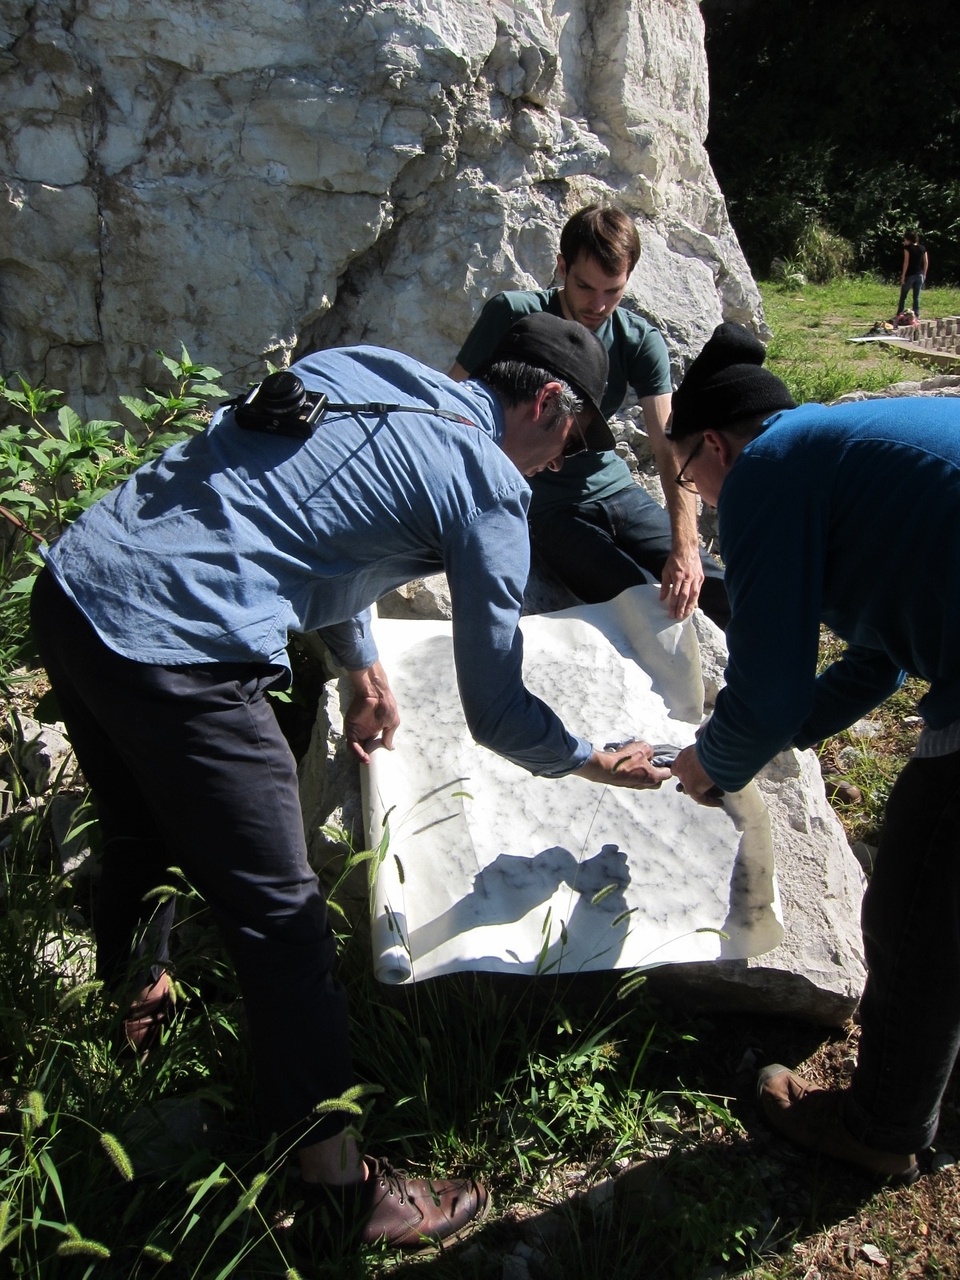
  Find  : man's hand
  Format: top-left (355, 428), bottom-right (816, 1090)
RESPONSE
top-left (671, 744), bottom-right (724, 806)
top-left (344, 661), bottom-right (400, 764)
top-left (573, 740), bottom-right (672, 789)
top-left (659, 544), bottom-right (706, 620)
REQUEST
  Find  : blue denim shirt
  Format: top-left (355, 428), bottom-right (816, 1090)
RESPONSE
top-left (45, 346), bottom-right (591, 777)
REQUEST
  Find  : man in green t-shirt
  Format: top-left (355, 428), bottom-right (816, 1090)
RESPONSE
top-left (451, 204), bottom-right (728, 628)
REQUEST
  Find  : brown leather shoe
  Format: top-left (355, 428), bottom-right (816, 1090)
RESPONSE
top-left (295, 1157), bottom-right (488, 1252)
top-left (121, 972), bottom-right (174, 1059)
top-left (358, 1157), bottom-right (488, 1247)
top-left (757, 1064), bottom-right (919, 1186)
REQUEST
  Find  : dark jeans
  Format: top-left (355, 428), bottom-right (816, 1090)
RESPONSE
top-left (529, 486), bottom-right (730, 630)
top-left (897, 272), bottom-right (925, 317)
top-left (31, 568), bottom-right (355, 1150)
top-left (845, 748), bottom-right (960, 1152)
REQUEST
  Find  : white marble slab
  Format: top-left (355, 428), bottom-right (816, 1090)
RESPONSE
top-left (362, 586), bottom-right (783, 984)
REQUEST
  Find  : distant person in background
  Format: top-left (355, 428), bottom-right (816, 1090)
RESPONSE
top-left (451, 204), bottom-right (729, 629)
top-left (897, 230), bottom-right (929, 318)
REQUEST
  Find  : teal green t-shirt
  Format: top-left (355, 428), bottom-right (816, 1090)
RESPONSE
top-left (455, 289), bottom-right (672, 517)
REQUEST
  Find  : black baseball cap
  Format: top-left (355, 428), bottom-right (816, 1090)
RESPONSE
top-left (490, 312), bottom-right (614, 450)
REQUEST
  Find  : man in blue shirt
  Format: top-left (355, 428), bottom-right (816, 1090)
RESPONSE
top-left (670, 322), bottom-right (960, 1188)
top-left (451, 204), bottom-right (729, 627)
top-left (32, 313), bottom-right (670, 1251)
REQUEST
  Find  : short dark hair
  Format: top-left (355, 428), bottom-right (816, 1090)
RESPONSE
top-left (559, 205), bottom-right (641, 276)
top-left (904, 229), bottom-right (920, 243)
top-left (479, 360), bottom-right (582, 424)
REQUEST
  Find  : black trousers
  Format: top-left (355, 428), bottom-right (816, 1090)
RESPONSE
top-left (529, 485), bottom-right (730, 630)
top-left (846, 748), bottom-right (960, 1152)
top-left (31, 568), bottom-right (355, 1150)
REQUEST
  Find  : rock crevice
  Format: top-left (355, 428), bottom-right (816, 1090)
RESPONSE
top-left (1, 0), bottom-right (761, 413)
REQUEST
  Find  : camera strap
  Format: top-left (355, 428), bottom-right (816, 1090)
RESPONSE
top-left (322, 402), bottom-right (476, 427)
top-left (226, 375), bottom-right (479, 439)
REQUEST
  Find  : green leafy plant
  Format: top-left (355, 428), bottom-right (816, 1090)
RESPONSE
top-left (0, 736), bottom-right (300, 1276)
top-left (0, 347), bottom-right (227, 682)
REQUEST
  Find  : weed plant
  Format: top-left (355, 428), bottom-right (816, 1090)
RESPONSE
top-left (0, 755), bottom-right (288, 1276)
top-left (0, 349), bottom-right (227, 684)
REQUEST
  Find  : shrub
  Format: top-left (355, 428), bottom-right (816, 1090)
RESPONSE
top-left (0, 349), bottom-right (227, 683)
top-left (794, 220), bottom-right (853, 283)
top-left (770, 258), bottom-right (807, 291)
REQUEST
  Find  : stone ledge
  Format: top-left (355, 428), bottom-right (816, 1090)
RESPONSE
top-left (873, 316), bottom-right (960, 371)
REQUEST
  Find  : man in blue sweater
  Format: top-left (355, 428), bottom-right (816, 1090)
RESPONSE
top-left (670, 322), bottom-right (960, 1187)
top-left (32, 313), bottom-right (670, 1252)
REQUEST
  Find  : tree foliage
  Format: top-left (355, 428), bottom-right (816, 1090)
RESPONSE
top-left (701, 0), bottom-right (960, 281)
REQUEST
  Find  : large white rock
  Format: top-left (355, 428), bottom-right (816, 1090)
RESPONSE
top-left (360, 592), bottom-right (785, 985)
top-left (0, 0), bottom-right (762, 415)
top-left (301, 589), bottom-right (865, 1025)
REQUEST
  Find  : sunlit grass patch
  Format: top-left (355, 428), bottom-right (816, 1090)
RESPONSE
top-left (760, 278), bottom-right (960, 404)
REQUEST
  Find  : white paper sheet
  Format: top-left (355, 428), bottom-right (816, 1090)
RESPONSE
top-left (362, 586), bottom-right (783, 984)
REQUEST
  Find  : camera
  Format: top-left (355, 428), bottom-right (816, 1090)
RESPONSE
top-left (233, 371), bottom-right (328, 439)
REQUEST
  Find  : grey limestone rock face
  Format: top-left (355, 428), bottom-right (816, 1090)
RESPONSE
top-left (1, 0), bottom-right (761, 415)
top-left (649, 746), bottom-right (866, 1027)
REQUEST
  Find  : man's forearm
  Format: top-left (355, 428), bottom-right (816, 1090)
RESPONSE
top-left (658, 461), bottom-right (701, 551)
top-left (642, 393), bottom-right (700, 552)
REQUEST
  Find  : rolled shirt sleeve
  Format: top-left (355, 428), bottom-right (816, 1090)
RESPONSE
top-left (443, 498), bottom-right (592, 776)
top-left (316, 610), bottom-right (379, 671)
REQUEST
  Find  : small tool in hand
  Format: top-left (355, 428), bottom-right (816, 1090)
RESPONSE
top-left (612, 741), bottom-right (725, 801)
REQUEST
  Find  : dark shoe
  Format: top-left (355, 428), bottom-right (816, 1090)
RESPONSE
top-left (821, 773), bottom-right (863, 806)
top-left (121, 972), bottom-right (174, 1058)
top-left (293, 1156), bottom-right (488, 1252)
top-left (757, 1064), bottom-right (919, 1186)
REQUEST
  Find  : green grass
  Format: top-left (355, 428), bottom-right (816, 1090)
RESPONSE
top-left (759, 276), bottom-right (960, 404)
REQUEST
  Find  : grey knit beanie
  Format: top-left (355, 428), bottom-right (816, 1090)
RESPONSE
top-left (669, 323), bottom-right (796, 440)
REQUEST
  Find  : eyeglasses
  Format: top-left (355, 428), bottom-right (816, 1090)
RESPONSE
top-left (675, 437), bottom-right (704, 491)
top-left (562, 416), bottom-right (590, 459)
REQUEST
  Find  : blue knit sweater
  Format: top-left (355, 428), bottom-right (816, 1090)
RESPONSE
top-left (697, 397), bottom-right (960, 792)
